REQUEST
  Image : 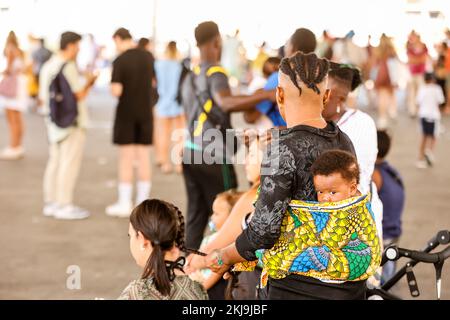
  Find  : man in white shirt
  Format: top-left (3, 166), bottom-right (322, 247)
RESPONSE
top-left (39, 32), bottom-right (97, 220)
top-left (416, 73), bottom-right (445, 168)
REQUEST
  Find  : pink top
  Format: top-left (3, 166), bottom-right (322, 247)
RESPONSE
top-left (407, 44), bottom-right (428, 75)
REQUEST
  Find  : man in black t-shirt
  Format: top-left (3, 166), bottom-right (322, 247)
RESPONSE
top-left (106, 28), bottom-right (156, 218)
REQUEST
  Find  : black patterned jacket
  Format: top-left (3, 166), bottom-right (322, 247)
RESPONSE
top-left (236, 121), bottom-right (355, 260)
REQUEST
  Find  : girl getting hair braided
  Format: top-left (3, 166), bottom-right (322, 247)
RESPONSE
top-left (119, 199), bottom-right (208, 300)
top-left (169, 201), bottom-right (206, 257)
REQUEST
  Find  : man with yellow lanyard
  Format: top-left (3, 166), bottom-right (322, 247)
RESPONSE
top-left (180, 21), bottom-right (275, 250)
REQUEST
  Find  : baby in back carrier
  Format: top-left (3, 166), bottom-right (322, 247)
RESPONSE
top-left (234, 150), bottom-right (381, 287)
top-left (311, 150), bottom-right (360, 204)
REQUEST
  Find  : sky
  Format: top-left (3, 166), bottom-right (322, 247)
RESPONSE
top-left (0, 0), bottom-right (449, 59)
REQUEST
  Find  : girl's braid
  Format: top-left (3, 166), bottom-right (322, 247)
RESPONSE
top-left (168, 202), bottom-right (206, 257)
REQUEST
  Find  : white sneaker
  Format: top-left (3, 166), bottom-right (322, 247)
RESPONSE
top-left (415, 160), bottom-right (428, 169)
top-left (0, 146), bottom-right (25, 160)
top-left (424, 150), bottom-right (435, 166)
top-left (105, 202), bottom-right (132, 218)
top-left (43, 203), bottom-right (59, 217)
top-left (54, 205), bottom-right (90, 220)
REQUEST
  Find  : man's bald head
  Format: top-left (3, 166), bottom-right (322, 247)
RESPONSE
top-left (276, 52), bottom-right (330, 122)
top-left (278, 70), bottom-right (328, 104)
top-left (279, 52), bottom-right (329, 96)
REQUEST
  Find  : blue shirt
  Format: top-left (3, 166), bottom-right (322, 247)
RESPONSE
top-left (376, 161), bottom-right (405, 239)
top-left (155, 60), bottom-right (184, 117)
top-left (255, 71), bottom-right (286, 127)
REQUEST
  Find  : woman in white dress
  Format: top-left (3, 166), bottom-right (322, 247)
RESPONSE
top-left (0, 31), bottom-right (27, 160)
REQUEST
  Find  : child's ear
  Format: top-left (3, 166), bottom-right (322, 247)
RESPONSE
top-left (323, 89), bottom-right (331, 106)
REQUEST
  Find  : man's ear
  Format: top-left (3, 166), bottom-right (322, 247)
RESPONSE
top-left (276, 86), bottom-right (284, 106)
top-left (323, 89), bottom-right (331, 106)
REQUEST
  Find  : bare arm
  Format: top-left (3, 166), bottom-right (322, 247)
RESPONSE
top-left (184, 187), bottom-right (257, 273)
top-left (213, 88), bottom-right (276, 113)
top-left (203, 188), bottom-right (257, 253)
top-left (243, 109), bottom-right (262, 124)
top-left (110, 82), bottom-right (123, 98)
top-left (74, 74), bottom-right (98, 101)
top-left (372, 168), bottom-right (383, 192)
top-left (202, 272), bottom-right (224, 291)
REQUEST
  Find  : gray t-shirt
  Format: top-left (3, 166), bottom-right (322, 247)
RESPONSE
top-left (181, 63), bottom-right (233, 163)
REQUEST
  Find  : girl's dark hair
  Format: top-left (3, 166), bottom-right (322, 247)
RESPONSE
top-left (328, 62), bottom-right (362, 92)
top-left (279, 52), bottom-right (329, 95)
top-left (130, 199), bottom-right (204, 296)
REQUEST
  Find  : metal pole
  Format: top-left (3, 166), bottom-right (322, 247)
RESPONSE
top-left (152, 0), bottom-right (157, 46)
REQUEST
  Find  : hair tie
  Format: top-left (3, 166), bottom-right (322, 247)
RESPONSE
top-left (165, 257), bottom-right (186, 281)
top-left (153, 240), bottom-right (160, 246)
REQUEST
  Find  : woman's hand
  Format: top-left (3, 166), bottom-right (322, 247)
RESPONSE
top-left (183, 253), bottom-right (207, 274)
top-left (206, 249), bottom-right (231, 275)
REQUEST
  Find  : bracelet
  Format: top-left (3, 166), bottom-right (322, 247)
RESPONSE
top-left (215, 250), bottom-right (224, 266)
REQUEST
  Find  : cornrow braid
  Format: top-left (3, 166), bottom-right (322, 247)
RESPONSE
top-left (280, 52), bottom-right (330, 95)
top-left (328, 62), bottom-right (362, 92)
top-left (168, 202), bottom-right (207, 257)
top-left (280, 59), bottom-right (302, 95)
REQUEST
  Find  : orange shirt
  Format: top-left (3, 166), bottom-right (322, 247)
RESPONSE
top-left (445, 48), bottom-right (450, 72)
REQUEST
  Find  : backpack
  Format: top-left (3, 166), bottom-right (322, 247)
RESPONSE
top-left (175, 58), bottom-right (191, 105)
top-left (49, 63), bottom-right (78, 128)
top-left (187, 66), bottom-right (239, 155)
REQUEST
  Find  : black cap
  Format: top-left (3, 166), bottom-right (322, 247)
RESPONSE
top-left (113, 28), bottom-right (132, 40)
top-left (60, 31), bottom-right (82, 50)
top-left (195, 21), bottom-right (220, 46)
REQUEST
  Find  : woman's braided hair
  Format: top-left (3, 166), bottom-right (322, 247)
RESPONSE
top-left (328, 61), bottom-right (362, 92)
top-left (130, 199), bottom-right (205, 296)
top-left (279, 52), bottom-right (330, 95)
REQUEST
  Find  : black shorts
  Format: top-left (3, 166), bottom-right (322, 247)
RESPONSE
top-left (420, 118), bottom-right (437, 137)
top-left (113, 118), bottom-right (153, 145)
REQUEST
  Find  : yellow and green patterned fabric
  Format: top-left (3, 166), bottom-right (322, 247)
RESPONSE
top-left (234, 194), bottom-right (381, 287)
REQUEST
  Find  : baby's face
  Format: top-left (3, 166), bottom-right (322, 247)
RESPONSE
top-left (313, 173), bottom-right (358, 203)
top-left (211, 198), bottom-right (231, 231)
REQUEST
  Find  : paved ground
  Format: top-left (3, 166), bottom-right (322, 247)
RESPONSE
top-left (0, 88), bottom-right (449, 300)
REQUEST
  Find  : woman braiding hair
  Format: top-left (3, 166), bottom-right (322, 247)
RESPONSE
top-left (205, 51), bottom-right (369, 300)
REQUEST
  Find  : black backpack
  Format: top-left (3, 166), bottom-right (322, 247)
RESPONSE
top-left (49, 63), bottom-right (78, 128)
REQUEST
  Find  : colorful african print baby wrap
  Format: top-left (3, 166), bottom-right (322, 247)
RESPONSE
top-left (234, 194), bottom-right (381, 287)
